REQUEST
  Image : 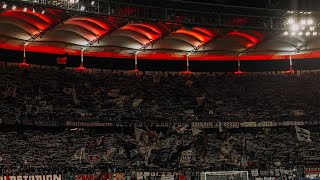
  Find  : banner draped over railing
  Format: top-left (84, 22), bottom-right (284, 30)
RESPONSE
top-left (10, 119), bottom-right (320, 128)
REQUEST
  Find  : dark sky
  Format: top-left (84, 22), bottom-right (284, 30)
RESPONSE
top-left (124, 0), bottom-right (320, 10)
top-left (204, 0), bottom-right (320, 10)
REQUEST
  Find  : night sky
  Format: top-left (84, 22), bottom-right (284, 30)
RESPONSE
top-left (122, 0), bottom-right (320, 10)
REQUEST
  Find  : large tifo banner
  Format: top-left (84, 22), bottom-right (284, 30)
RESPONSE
top-left (0, 175), bottom-right (61, 180)
top-left (63, 120), bottom-right (320, 129)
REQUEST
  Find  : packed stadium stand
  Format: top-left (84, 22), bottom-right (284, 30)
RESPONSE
top-left (2, 0), bottom-right (320, 180)
top-left (1, 67), bottom-right (320, 124)
top-left (0, 66), bottom-right (318, 179)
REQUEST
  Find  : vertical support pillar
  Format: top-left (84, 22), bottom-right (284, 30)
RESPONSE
top-left (76, 47), bottom-right (87, 71)
top-left (97, 1), bottom-right (100, 14)
top-left (80, 48), bottom-right (85, 68)
top-left (186, 53), bottom-right (191, 73)
top-left (22, 42), bottom-right (29, 66)
top-left (107, 0), bottom-right (111, 15)
top-left (234, 56), bottom-right (244, 74)
top-left (23, 44), bottom-right (26, 64)
top-left (135, 51), bottom-right (140, 72)
top-left (289, 54), bottom-right (293, 71)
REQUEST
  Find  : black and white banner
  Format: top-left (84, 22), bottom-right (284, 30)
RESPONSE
top-left (0, 175), bottom-right (61, 180)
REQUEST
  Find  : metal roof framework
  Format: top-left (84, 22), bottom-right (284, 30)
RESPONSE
top-left (1, 2), bottom-right (320, 72)
top-left (5, 0), bottom-right (319, 31)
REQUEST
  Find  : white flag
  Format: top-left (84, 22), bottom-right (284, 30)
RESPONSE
top-left (139, 145), bottom-right (153, 164)
top-left (192, 128), bottom-right (202, 136)
top-left (74, 148), bottom-right (86, 160)
top-left (135, 128), bottom-right (148, 145)
top-left (72, 86), bottom-right (80, 105)
top-left (218, 121), bottom-right (223, 132)
top-left (11, 86), bottom-right (17, 98)
top-left (295, 126), bottom-right (311, 142)
top-left (175, 124), bottom-right (188, 134)
top-left (133, 99), bottom-right (143, 108)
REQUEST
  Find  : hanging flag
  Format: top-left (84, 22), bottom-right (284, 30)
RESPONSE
top-left (183, 109), bottom-right (194, 115)
top-left (115, 97), bottom-right (124, 107)
top-left (135, 128), bottom-right (149, 145)
top-left (242, 137), bottom-right (246, 153)
top-left (11, 86), bottom-right (17, 98)
top-left (74, 148), bottom-right (86, 161)
top-left (4, 86), bottom-right (17, 97)
top-left (221, 137), bottom-right (234, 155)
top-left (218, 121), bottom-right (223, 132)
top-left (72, 86), bottom-right (80, 105)
top-left (132, 99), bottom-right (143, 108)
top-left (295, 126), bottom-right (311, 142)
top-left (175, 124), bottom-right (188, 134)
top-left (139, 145), bottom-right (153, 164)
top-left (129, 149), bottom-right (139, 158)
top-left (192, 128), bottom-right (202, 136)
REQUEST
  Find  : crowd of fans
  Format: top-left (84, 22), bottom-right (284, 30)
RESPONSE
top-left (0, 126), bottom-right (318, 178)
top-left (0, 66), bottom-right (320, 177)
top-left (0, 66), bottom-right (320, 124)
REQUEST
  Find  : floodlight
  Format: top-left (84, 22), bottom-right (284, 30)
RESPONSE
top-left (290, 24), bottom-right (299, 31)
top-left (307, 19), bottom-right (314, 25)
top-left (288, 18), bottom-right (295, 24)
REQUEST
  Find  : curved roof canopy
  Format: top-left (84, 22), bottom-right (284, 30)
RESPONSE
top-left (1, 5), bottom-right (320, 60)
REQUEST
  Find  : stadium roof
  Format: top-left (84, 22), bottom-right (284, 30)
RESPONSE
top-left (1, 6), bottom-right (320, 61)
